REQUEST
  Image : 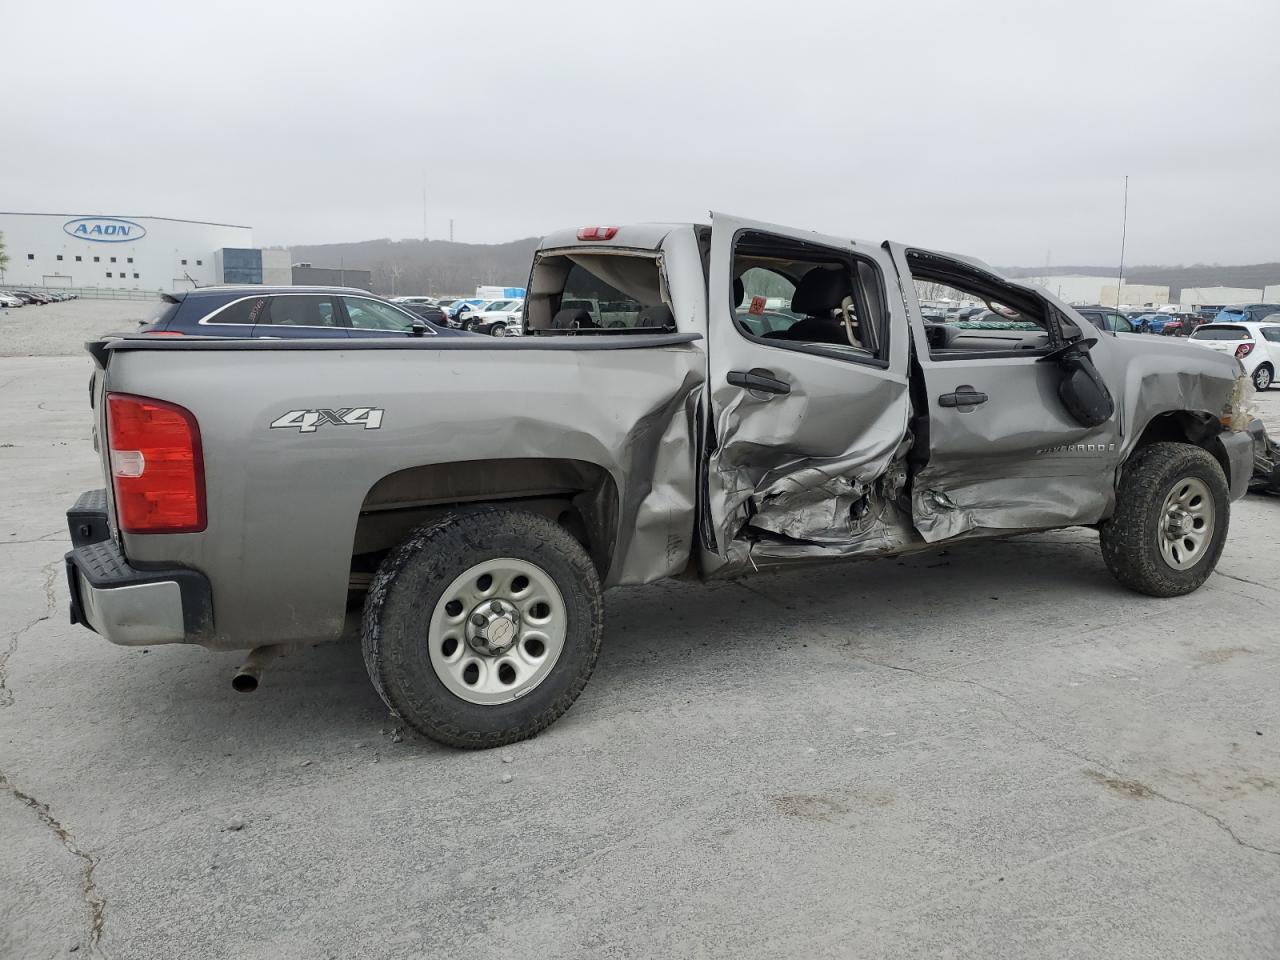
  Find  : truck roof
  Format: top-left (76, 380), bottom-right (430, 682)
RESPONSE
top-left (538, 223), bottom-right (704, 252)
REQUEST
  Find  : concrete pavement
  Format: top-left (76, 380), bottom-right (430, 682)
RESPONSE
top-left (1, 313), bottom-right (1278, 959)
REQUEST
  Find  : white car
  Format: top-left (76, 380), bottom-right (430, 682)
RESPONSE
top-left (469, 299), bottom-right (525, 337)
top-left (0, 292), bottom-right (26, 307)
top-left (392, 296), bottom-right (437, 307)
top-left (1189, 321), bottom-right (1280, 391)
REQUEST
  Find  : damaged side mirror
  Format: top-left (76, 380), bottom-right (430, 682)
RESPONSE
top-left (1040, 339), bottom-right (1115, 428)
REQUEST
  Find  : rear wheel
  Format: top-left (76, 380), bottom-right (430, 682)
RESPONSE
top-left (1253, 363), bottom-right (1273, 391)
top-left (1099, 442), bottom-right (1229, 597)
top-left (362, 509), bottom-right (603, 749)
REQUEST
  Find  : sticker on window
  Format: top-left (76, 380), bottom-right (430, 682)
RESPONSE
top-left (749, 295), bottom-right (767, 316)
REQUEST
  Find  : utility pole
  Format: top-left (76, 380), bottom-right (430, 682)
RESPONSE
top-left (449, 219), bottom-right (454, 243)
top-left (1116, 175), bottom-right (1129, 310)
top-left (422, 175), bottom-right (427, 241)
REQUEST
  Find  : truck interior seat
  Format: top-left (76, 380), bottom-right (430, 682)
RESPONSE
top-left (765, 266), bottom-right (850, 345)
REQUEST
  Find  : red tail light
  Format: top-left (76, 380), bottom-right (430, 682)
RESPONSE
top-left (106, 393), bottom-right (206, 533)
top-left (146, 330), bottom-right (186, 336)
top-left (1235, 343), bottom-right (1254, 359)
top-left (576, 226), bottom-right (618, 241)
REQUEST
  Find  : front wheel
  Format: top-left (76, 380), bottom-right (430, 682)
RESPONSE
top-left (490, 323), bottom-right (507, 337)
top-left (1099, 442), bottom-right (1230, 597)
top-left (362, 509), bottom-right (603, 749)
top-left (1253, 364), bottom-right (1273, 391)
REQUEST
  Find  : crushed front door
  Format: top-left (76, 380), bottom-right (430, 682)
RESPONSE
top-left (702, 213), bottom-right (915, 574)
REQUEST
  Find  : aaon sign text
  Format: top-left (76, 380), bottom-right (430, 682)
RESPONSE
top-left (62, 217), bottom-right (147, 244)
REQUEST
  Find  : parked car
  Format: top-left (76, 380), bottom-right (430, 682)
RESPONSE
top-left (1189, 321), bottom-right (1280, 390)
top-left (392, 296), bottom-right (438, 307)
top-left (1073, 305), bottom-right (1136, 335)
top-left (399, 302), bottom-right (451, 327)
top-left (447, 299), bottom-right (491, 322)
top-left (1157, 313), bottom-right (1203, 337)
top-left (468, 300), bottom-right (525, 336)
top-left (1214, 304), bottom-right (1280, 325)
top-left (0, 292), bottom-right (25, 308)
top-left (137, 286), bottom-right (470, 339)
top-left (64, 215), bottom-right (1254, 749)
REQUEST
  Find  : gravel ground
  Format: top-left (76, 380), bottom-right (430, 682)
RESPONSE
top-left (1, 318), bottom-right (1278, 959)
top-left (0, 299), bottom-right (153, 357)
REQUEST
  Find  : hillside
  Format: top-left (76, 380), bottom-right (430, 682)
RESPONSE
top-left (281, 236), bottom-right (541, 297)
top-left (1002, 263), bottom-right (1280, 296)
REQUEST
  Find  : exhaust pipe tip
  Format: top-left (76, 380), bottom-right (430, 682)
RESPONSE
top-left (230, 644), bottom-right (285, 693)
top-left (231, 670), bottom-right (260, 693)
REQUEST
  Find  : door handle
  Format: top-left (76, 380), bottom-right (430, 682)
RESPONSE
top-left (938, 386), bottom-right (988, 409)
top-left (727, 369), bottom-right (791, 397)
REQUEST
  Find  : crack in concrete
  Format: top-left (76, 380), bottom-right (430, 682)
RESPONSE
top-left (1, 771), bottom-right (109, 957)
top-left (0, 560), bottom-right (61, 708)
top-left (845, 652), bottom-right (1280, 860)
top-left (1, 530), bottom-right (69, 546)
top-left (1214, 569), bottom-right (1280, 594)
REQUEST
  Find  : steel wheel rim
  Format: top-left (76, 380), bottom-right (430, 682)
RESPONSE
top-left (1157, 476), bottom-right (1214, 570)
top-left (428, 557), bottom-right (567, 705)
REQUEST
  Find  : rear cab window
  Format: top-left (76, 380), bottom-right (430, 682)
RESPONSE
top-left (525, 250), bottom-right (673, 334)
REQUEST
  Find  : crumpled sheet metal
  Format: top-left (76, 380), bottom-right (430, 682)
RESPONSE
top-left (910, 472), bottom-right (1106, 543)
top-left (706, 372), bottom-right (916, 572)
top-left (911, 342), bottom-right (1249, 543)
top-left (608, 367), bottom-right (705, 585)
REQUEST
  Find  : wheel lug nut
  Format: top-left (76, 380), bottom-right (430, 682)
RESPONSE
top-left (471, 613), bottom-right (487, 627)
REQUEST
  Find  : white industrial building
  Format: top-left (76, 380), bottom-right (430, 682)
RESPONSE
top-left (0, 211), bottom-right (290, 292)
top-left (1177, 286), bottom-right (1265, 307)
top-left (1022, 275), bottom-right (1171, 307)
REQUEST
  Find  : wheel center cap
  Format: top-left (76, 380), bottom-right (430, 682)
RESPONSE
top-left (489, 618), bottom-right (515, 647)
top-left (466, 600), bottom-right (521, 656)
top-left (1168, 512), bottom-right (1191, 536)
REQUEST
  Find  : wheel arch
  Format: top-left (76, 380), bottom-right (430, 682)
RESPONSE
top-left (351, 457), bottom-right (621, 580)
top-left (1128, 409), bottom-right (1233, 487)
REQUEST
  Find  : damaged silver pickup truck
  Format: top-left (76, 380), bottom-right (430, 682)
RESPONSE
top-left (66, 214), bottom-right (1253, 748)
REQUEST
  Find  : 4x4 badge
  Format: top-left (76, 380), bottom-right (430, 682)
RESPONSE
top-left (270, 407), bottom-right (384, 433)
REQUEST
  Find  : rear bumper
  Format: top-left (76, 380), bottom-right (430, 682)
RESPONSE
top-left (65, 492), bottom-right (214, 646)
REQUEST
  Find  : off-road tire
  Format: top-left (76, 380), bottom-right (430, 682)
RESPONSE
top-left (1099, 441), bottom-right (1229, 597)
top-left (362, 508), bottom-right (603, 749)
top-left (1253, 363), bottom-right (1273, 391)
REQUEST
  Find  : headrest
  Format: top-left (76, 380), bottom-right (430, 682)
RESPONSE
top-left (637, 304), bottom-right (675, 329)
top-left (551, 308), bottom-right (594, 329)
top-left (790, 267), bottom-right (852, 315)
top-left (733, 277), bottom-right (745, 307)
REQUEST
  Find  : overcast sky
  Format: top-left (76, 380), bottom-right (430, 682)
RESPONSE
top-left (3, 0), bottom-right (1277, 265)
